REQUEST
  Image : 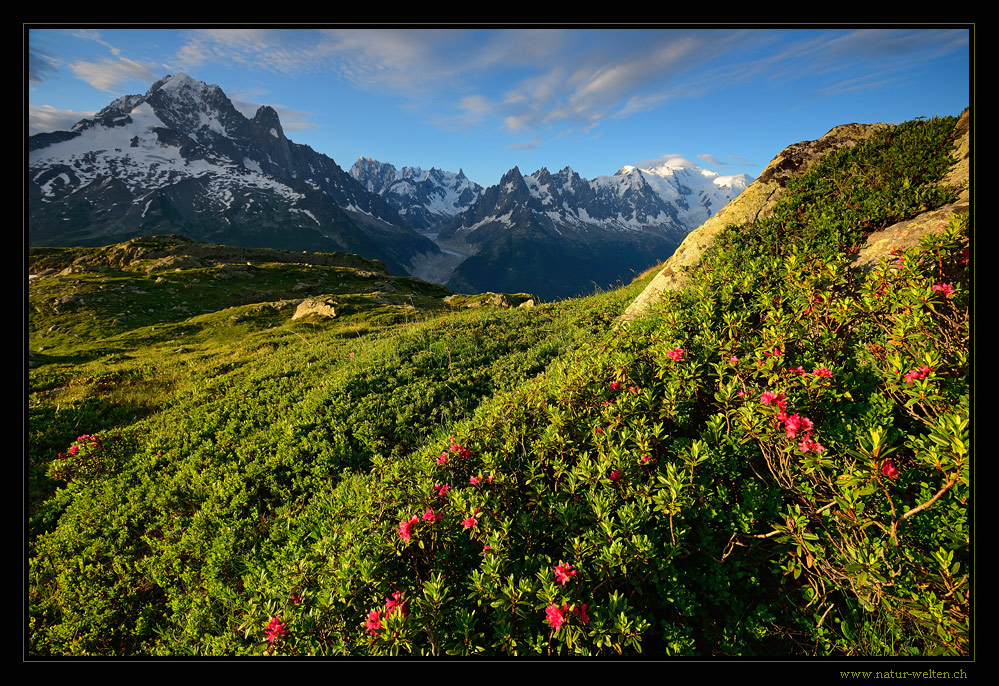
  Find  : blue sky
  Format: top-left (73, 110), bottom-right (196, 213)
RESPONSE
top-left (27, 27), bottom-right (971, 188)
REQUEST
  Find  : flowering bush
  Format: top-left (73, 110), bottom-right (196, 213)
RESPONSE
top-left (227, 119), bottom-right (968, 657)
top-left (27, 115), bottom-right (968, 658)
top-left (47, 433), bottom-right (126, 483)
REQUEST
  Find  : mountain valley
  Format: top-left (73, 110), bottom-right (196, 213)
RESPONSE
top-left (30, 73), bottom-right (748, 300)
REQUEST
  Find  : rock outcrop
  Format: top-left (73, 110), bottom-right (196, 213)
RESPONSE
top-left (292, 296), bottom-right (339, 320)
top-left (851, 109), bottom-right (970, 271)
top-left (618, 111), bottom-right (969, 324)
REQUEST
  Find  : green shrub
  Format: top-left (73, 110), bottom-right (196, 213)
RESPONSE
top-left (27, 116), bottom-right (969, 657)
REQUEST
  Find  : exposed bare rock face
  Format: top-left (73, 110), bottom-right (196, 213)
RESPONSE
top-left (292, 296), bottom-right (339, 320)
top-left (851, 109), bottom-right (970, 271)
top-left (618, 111), bottom-right (969, 324)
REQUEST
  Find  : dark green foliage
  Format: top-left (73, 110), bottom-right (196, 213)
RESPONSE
top-left (27, 117), bottom-right (969, 657)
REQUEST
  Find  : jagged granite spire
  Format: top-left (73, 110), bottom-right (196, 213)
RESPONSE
top-left (349, 157), bottom-right (484, 232)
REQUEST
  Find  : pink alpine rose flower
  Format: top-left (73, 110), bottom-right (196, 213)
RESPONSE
top-left (761, 391), bottom-right (787, 410)
top-left (546, 604), bottom-right (567, 631)
top-left (798, 438), bottom-right (825, 454)
top-left (265, 616), bottom-right (289, 643)
top-left (398, 515), bottom-right (419, 543)
top-left (880, 459), bottom-right (900, 480)
top-left (554, 562), bottom-right (577, 585)
top-left (903, 365), bottom-right (931, 384)
top-left (365, 609), bottom-right (383, 636)
top-left (384, 591), bottom-right (408, 617)
top-left (783, 413), bottom-right (814, 439)
top-left (932, 283), bottom-right (955, 298)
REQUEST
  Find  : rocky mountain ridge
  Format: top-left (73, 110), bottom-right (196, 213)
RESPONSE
top-left (28, 73), bottom-right (439, 277)
top-left (349, 158), bottom-right (484, 233)
top-left (430, 160), bottom-right (748, 300)
top-left (29, 72), bottom-right (749, 299)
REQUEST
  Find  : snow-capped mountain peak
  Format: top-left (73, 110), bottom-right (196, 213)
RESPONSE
top-left (350, 157), bottom-right (485, 232)
top-left (155, 72), bottom-right (202, 92)
top-left (29, 74), bottom-right (437, 276)
top-left (431, 157), bottom-right (753, 298)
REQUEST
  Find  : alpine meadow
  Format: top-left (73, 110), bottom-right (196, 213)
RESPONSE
top-left (27, 106), bottom-right (971, 660)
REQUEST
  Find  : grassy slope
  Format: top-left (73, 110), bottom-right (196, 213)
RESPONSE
top-left (28, 244), bottom-right (650, 655)
top-left (27, 117), bottom-right (970, 658)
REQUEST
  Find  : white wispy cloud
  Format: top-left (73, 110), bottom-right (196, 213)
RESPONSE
top-left (225, 87), bottom-right (318, 130)
top-left (29, 104), bottom-right (95, 134)
top-left (740, 28), bottom-right (969, 94)
top-left (171, 29), bottom-right (735, 138)
top-left (633, 154), bottom-right (697, 170)
top-left (69, 29), bottom-right (122, 56)
top-left (469, 29), bottom-right (569, 71)
top-left (694, 152), bottom-right (754, 169)
top-left (49, 29), bottom-right (160, 93)
top-left (814, 73), bottom-right (902, 97)
top-left (507, 137), bottom-right (541, 151)
top-left (492, 30), bottom-right (752, 135)
top-left (28, 49), bottom-right (60, 84)
top-left (271, 105), bottom-right (320, 131)
top-left (819, 28), bottom-right (968, 63)
top-left (69, 56), bottom-right (158, 93)
top-left (317, 28), bottom-right (468, 92)
top-left (168, 27), bottom-right (968, 147)
top-left (427, 94), bottom-right (496, 131)
top-left (459, 94), bottom-right (494, 118)
top-left (176, 28), bottom-right (473, 92)
top-left (176, 28), bottom-right (325, 76)
top-left (697, 153), bottom-right (725, 167)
